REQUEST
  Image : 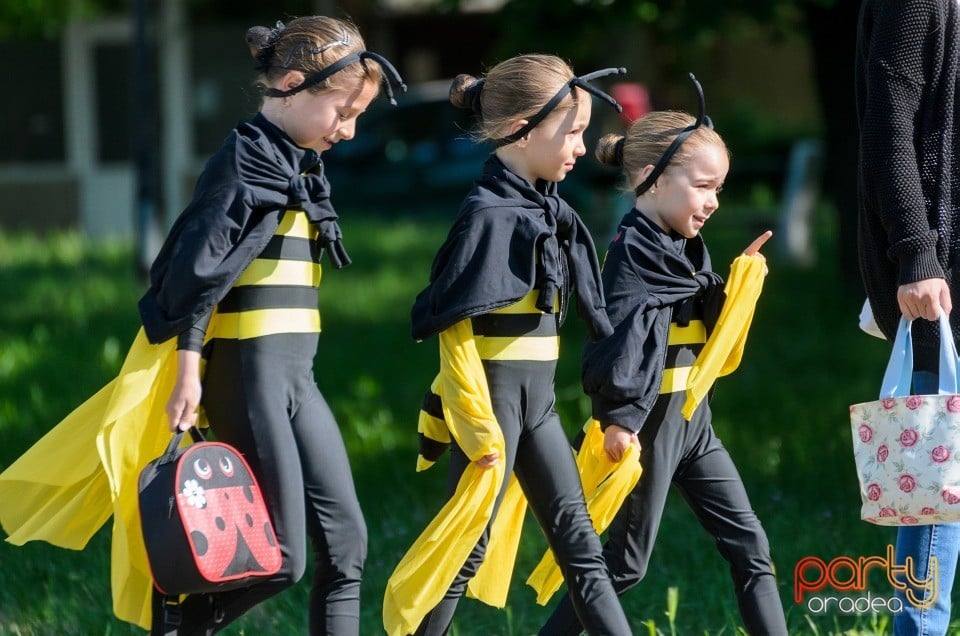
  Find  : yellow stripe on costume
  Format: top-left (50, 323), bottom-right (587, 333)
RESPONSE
top-left (212, 308), bottom-right (321, 340)
top-left (234, 259), bottom-right (322, 287)
top-left (527, 419), bottom-right (642, 604)
top-left (668, 320), bottom-right (707, 345)
top-left (489, 290), bottom-right (556, 315)
top-left (276, 209), bottom-right (316, 239)
top-left (659, 366), bottom-right (692, 394)
top-left (475, 336), bottom-right (559, 361)
top-left (416, 374), bottom-right (449, 472)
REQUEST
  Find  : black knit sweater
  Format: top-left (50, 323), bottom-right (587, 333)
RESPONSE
top-left (856, 0), bottom-right (960, 371)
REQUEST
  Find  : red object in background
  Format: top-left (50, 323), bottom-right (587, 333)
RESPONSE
top-left (611, 83), bottom-right (652, 124)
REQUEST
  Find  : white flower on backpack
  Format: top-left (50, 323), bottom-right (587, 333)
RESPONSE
top-left (182, 479), bottom-right (206, 509)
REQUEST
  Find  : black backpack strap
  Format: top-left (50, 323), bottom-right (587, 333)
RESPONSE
top-left (152, 589), bottom-right (182, 635)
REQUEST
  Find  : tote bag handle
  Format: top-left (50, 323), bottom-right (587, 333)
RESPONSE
top-left (880, 313), bottom-right (960, 398)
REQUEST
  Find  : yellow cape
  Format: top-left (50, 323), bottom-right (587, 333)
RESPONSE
top-left (383, 319), bottom-right (528, 635)
top-left (0, 328), bottom-right (193, 629)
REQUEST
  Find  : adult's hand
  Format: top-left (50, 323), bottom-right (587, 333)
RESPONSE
top-left (898, 278), bottom-right (952, 321)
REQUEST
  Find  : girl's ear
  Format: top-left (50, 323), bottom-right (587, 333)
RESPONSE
top-left (275, 70), bottom-right (306, 94)
top-left (635, 164), bottom-right (657, 191)
top-left (504, 119), bottom-right (531, 146)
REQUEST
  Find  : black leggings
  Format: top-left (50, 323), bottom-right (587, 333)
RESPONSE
top-left (174, 333), bottom-right (366, 635)
top-left (414, 359), bottom-right (630, 636)
top-left (540, 396), bottom-right (787, 636)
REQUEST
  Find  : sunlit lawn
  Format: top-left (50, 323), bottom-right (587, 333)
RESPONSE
top-left (0, 205), bottom-right (956, 635)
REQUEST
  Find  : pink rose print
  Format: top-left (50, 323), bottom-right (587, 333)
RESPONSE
top-left (905, 396), bottom-right (923, 410)
top-left (866, 483), bottom-right (882, 501)
top-left (877, 444), bottom-right (889, 462)
top-left (942, 488), bottom-right (960, 505)
top-left (921, 507), bottom-right (937, 515)
top-left (858, 424), bottom-right (874, 443)
top-left (882, 398), bottom-right (897, 410)
top-left (932, 446), bottom-right (951, 463)
top-left (900, 516), bottom-right (919, 524)
top-left (899, 474), bottom-right (917, 493)
top-left (879, 506), bottom-right (897, 517)
top-left (948, 395), bottom-right (960, 413)
top-left (900, 429), bottom-right (919, 447)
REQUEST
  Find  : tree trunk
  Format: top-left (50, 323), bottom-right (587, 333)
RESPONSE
top-left (803, 0), bottom-right (864, 291)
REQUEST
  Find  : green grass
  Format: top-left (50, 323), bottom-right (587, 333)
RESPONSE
top-left (0, 207), bottom-right (957, 635)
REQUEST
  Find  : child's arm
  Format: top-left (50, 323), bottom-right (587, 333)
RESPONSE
top-left (165, 310), bottom-right (212, 432)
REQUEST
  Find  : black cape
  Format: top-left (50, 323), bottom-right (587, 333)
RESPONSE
top-left (138, 113), bottom-right (349, 344)
top-left (410, 155), bottom-right (612, 342)
top-left (582, 209), bottom-right (724, 432)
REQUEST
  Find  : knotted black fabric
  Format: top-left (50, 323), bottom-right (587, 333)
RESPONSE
top-left (411, 155), bottom-right (613, 342)
top-left (582, 208), bottom-right (724, 431)
top-left (139, 113), bottom-right (348, 344)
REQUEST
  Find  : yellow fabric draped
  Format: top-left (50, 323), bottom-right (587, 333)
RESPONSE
top-left (526, 419), bottom-right (641, 604)
top-left (681, 254), bottom-right (766, 420)
top-left (0, 327), bottom-right (190, 629)
top-left (466, 475), bottom-right (526, 607)
top-left (384, 319), bottom-right (528, 636)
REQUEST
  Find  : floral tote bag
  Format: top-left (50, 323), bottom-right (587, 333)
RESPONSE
top-left (850, 314), bottom-right (960, 526)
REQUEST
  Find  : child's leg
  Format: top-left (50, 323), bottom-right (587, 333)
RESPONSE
top-left (413, 409), bottom-right (522, 636)
top-left (295, 388), bottom-right (367, 636)
top-left (674, 413), bottom-right (787, 636)
top-left (539, 414), bottom-right (676, 636)
top-left (516, 412), bottom-right (631, 636)
top-left (182, 336), bottom-right (317, 631)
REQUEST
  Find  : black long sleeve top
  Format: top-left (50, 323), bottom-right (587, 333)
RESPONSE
top-left (856, 0), bottom-right (960, 369)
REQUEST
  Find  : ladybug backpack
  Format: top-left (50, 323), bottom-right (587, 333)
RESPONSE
top-left (138, 427), bottom-right (282, 596)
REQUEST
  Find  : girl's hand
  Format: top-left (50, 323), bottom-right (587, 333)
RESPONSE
top-left (475, 453), bottom-right (499, 469)
top-left (603, 424), bottom-right (640, 463)
top-left (166, 350), bottom-right (202, 432)
top-left (743, 230), bottom-right (773, 257)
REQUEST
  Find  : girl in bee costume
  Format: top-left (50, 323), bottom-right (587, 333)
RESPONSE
top-left (539, 76), bottom-right (788, 635)
top-left (383, 55), bottom-right (632, 636)
top-left (0, 16), bottom-right (404, 636)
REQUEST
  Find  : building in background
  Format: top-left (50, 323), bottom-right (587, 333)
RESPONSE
top-left (0, 0), bottom-right (818, 239)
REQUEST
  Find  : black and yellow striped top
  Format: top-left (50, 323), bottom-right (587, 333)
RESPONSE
top-left (208, 209), bottom-right (322, 341)
top-left (659, 318), bottom-right (707, 394)
top-left (470, 290), bottom-right (560, 362)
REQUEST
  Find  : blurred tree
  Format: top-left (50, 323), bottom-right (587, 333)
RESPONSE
top-left (3, 0), bottom-right (862, 286)
top-left (0, 0), bottom-right (129, 39)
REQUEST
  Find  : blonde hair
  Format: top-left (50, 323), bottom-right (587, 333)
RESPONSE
top-left (245, 16), bottom-right (381, 94)
top-left (596, 111), bottom-right (729, 190)
top-left (449, 54), bottom-right (577, 141)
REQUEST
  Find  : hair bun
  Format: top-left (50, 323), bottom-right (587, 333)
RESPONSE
top-left (449, 74), bottom-right (483, 112)
top-left (245, 26), bottom-right (273, 61)
top-left (596, 133), bottom-right (625, 167)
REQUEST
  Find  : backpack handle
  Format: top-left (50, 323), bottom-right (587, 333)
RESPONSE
top-left (158, 426), bottom-right (207, 466)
